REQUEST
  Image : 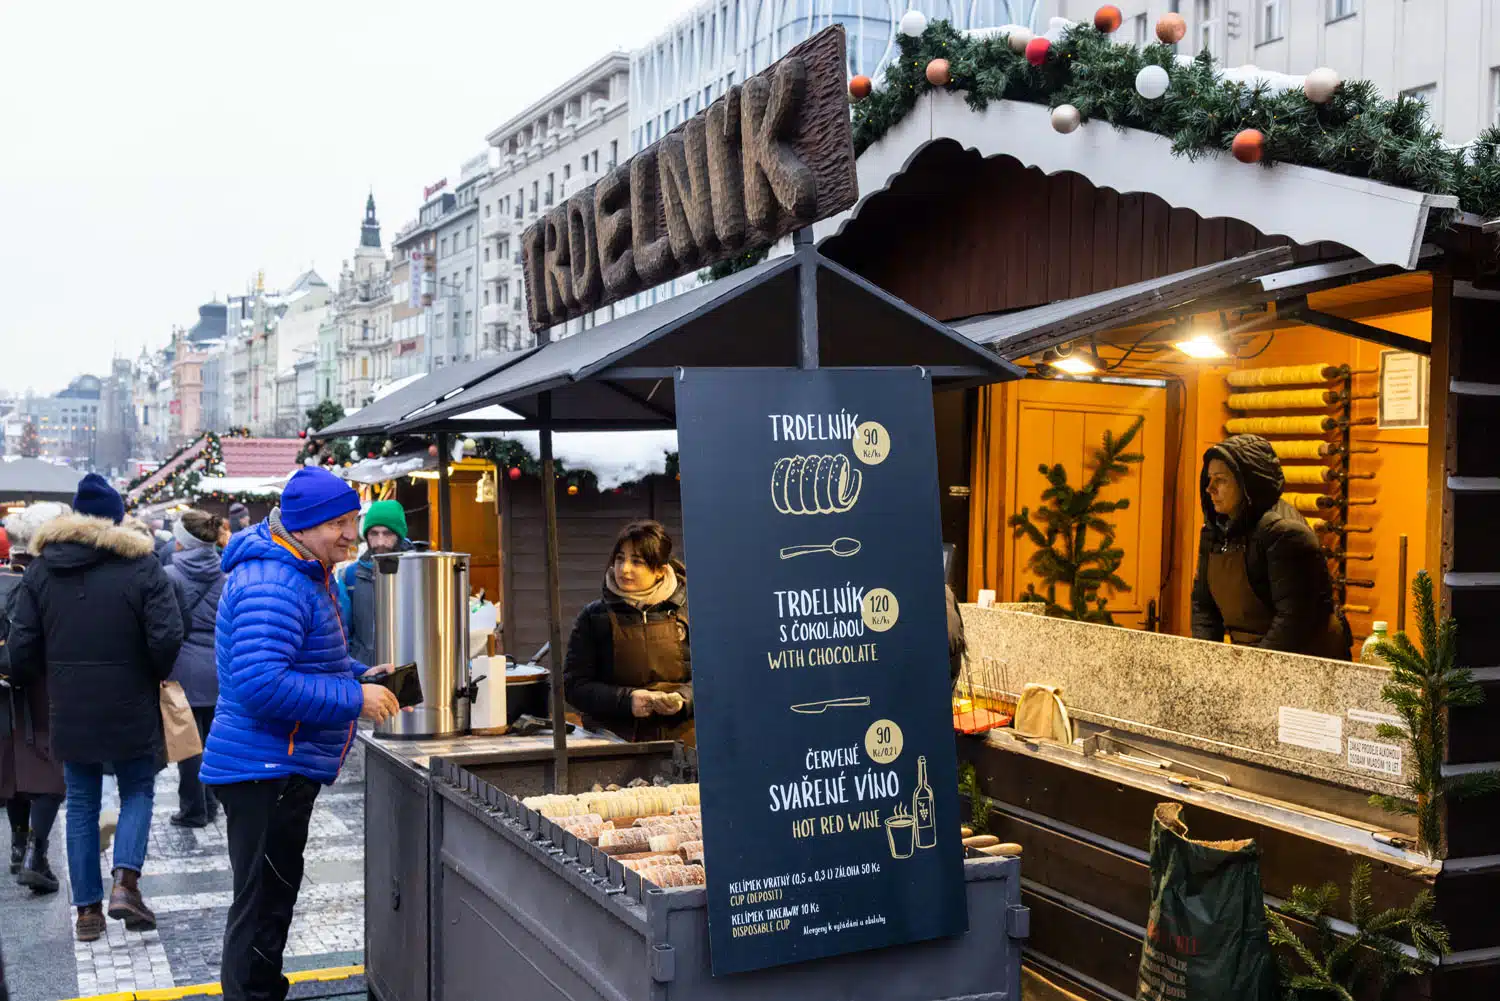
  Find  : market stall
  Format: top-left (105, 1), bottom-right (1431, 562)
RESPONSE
top-left (357, 25), bottom-right (1031, 1001)
top-left (796, 15), bottom-right (1500, 998)
top-left (0, 456), bottom-right (82, 511)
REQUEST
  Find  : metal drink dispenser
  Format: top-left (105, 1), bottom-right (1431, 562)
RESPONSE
top-left (373, 551), bottom-right (474, 739)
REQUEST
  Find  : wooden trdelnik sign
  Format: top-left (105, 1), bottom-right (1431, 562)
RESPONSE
top-left (520, 25), bottom-right (858, 332)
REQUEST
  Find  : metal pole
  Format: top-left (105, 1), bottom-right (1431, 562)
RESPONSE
top-left (793, 228), bottom-right (819, 370)
top-left (1397, 534), bottom-right (1409, 634)
top-left (539, 392), bottom-right (569, 793)
top-left (436, 432), bottom-right (453, 551)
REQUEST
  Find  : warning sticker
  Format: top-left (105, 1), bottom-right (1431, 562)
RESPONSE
top-left (1278, 707), bottom-right (1343, 754)
top-left (1347, 738), bottom-right (1403, 778)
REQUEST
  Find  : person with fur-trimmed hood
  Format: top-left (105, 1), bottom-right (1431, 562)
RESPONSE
top-left (5, 474), bottom-right (184, 942)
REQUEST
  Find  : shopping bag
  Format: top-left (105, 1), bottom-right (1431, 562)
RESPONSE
top-left (1138, 803), bottom-right (1278, 1001)
top-left (160, 681), bottom-right (202, 763)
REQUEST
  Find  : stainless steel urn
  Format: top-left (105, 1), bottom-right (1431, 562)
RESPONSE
top-left (373, 550), bottom-right (472, 739)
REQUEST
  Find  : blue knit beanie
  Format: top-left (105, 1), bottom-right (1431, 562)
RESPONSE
top-left (279, 468), bottom-right (360, 532)
top-left (73, 473), bottom-right (124, 525)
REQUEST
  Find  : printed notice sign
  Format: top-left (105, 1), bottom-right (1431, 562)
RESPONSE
top-left (1379, 350), bottom-right (1428, 429)
top-left (676, 368), bottom-right (967, 975)
top-left (1348, 738), bottom-right (1404, 778)
top-left (1278, 706), bottom-right (1343, 754)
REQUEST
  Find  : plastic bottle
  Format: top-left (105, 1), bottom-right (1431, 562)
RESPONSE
top-left (1361, 622), bottom-right (1390, 665)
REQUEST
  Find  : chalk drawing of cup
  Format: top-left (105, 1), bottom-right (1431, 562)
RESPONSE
top-left (885, 808), bottom-right (916, 860)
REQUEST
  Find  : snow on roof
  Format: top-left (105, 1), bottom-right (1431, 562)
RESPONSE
top-left (192, 476), bottom-right (285, 498)
top-left (477, 429), bottom-right (677, 491)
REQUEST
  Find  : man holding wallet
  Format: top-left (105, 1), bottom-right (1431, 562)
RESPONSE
top-left (201, 467), bottom-right (402, 1001)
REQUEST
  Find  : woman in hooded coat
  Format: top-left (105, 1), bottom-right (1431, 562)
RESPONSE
top-left (0, 503), bottom-right (69, 894)
top-left (163, 510), bottom-right (226, 828)
top-left (1190, 434), bottom-right (1350, 660)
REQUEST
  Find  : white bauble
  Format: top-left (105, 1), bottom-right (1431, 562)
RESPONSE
top-left (900, 9), bottom-right (928, 37)
top-left (1303, 66), bottom-right (1341, 104)
top-left (1135, 64), bottom-right (1170, 100)
top-left (1006, 27), bottom-right (1033, 53)
top-left (1050, 104), bottom-right (1081, 134)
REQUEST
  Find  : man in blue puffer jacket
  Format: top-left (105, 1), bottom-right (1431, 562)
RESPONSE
top-left (201, 467), bottom-right (399, 1001)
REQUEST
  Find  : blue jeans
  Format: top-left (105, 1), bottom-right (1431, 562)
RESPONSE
top-left (64, 758), bottom-right (156, 908)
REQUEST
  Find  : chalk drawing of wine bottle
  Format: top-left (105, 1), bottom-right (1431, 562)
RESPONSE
top-left (913, 756), bottom-right (936, 850)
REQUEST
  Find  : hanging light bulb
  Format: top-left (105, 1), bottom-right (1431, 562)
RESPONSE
top-left (1174, 333), bottom-right (1229, 359)
top-left (1052, 354), bottom-right (1099, 375)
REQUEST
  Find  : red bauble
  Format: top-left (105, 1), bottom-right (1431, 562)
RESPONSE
top-left (298, 429), bottom-right (307, 439)
top-left (1025, 37), bottom-right (1051, 67)
top-left (366, 451), bottom-right (376, 458)
top-left (1231, 128), bottom-right (1265, 164)
top-left (427, 443), bottom-right (439, 457)
top-left (508, 466), bottom-right (521, 480)
top-left (924, 58), bottom-right (951, 86)
top-left (849, 75), bottom-right (872, 100)
top-left (1094, 5), bottom-right (1122, 33)
top-left (1156, 12), bottom-right (1186, 44)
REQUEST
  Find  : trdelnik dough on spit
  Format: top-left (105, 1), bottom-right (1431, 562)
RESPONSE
top-left (771, 454), bottom-right (862, 515)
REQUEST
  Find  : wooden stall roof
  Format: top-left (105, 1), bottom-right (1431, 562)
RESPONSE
top-left (319, 348), bottom-right (537, 437)
top-left (0, 457), bottom-right (83, 503)
top-left (816, 93), bottom-right (1459, 271)
top-left (389, 245), bottom-right (1022, 433)
top-left (954, 246), bottom-right (1292, 361)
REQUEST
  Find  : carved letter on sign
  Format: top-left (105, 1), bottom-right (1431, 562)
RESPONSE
top-left (519, 24), bottom-right (857, 332)
top-left (741, 56), bottom-right (817, 235)
top-left (594, 163), bottom-right (638, 301)
top-left (659, 118), bottom-right (718, 266)
top-left (567, 192), bottom-right (603, 306)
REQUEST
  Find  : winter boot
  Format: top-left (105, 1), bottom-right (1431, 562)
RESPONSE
top-left (75, 904), bottom-right (105, 942)
top-left (7, 826), bottom-right (26, 875)
top-left (107, 867), bottom-right (156, 931)
top-left (17, 838), bottom-right (59, 895)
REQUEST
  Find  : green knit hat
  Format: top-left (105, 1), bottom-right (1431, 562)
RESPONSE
top-left (362, 499), bottom-right (408, 540)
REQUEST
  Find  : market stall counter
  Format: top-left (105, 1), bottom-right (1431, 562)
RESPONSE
top-left (364, 729), bottom-right (1026, 1001)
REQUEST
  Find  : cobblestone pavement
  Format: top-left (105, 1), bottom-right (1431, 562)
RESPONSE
top-left (1, 743), bottom-right (366, 1001)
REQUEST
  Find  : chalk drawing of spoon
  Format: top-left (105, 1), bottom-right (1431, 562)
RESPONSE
top-left (779, 538), bottom-right (862, 560)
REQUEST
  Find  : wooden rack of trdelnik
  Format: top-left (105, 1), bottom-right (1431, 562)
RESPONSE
top-left (1223, 364), bottom-right (1378, 619)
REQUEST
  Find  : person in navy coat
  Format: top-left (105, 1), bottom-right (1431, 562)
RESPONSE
top-left (201, 468), bottom-right (399, 1001)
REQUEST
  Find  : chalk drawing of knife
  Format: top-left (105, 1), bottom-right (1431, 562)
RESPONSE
top-left (790, 696), bottom-right (871, 714)
top-left (779, 538), bottom-right (862, 560)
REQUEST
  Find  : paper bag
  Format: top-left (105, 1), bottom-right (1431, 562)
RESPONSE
top-left (160, 681), bottom-right (202, 763)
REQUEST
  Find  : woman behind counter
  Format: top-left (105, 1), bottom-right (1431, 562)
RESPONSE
top-left (564, 521), bottom-right (693, 745)
top-left (1191, 434), bottom-right (1350, 660)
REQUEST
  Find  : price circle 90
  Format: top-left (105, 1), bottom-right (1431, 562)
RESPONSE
top-left (865, 718), bottom-right (904, 765)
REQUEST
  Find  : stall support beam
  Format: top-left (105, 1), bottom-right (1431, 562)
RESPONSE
top-left (538, 393), bottom-right (569, 793)
top-left (794, 228), bottom-right (819, 370)
top-left (436, 433), bottom-right (453, 552)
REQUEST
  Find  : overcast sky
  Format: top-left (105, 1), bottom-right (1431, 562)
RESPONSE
top-left (0, 0), bottom-right (705, 397)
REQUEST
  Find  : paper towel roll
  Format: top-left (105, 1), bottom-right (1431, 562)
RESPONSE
top-left (469, 655), bottom-right (508, 734)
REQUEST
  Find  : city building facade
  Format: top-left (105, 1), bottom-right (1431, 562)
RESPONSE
top-left (19, 375), bottom-right (103, 466)
top-left (478, 52), bottom-right (632, 348)
top-left (331, 195), bottom-right (393, 409)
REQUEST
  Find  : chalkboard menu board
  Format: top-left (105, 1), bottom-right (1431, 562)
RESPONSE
top-left (676, 367), bottom-right (967, 976)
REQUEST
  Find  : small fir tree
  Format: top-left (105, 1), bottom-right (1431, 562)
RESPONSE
top-left (1265, 862), bottom-right (1446, 1000)
top-left (297, 400), bottom-right (352, 466)
top-left (1008, 416), bottom-right (1144, 624)
top-left (1369, 570), bottom-right (1500, 858)
top-left (18, 421), bottom-right (40, 458)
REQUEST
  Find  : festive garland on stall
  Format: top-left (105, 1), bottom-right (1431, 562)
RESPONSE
top-left (472, 438), bottom-right (682, 496)
top-left (847, 14), bottom-right (1500, 221)
top-left (127, 429), bottom-right (243, 509)
top-left (124, 427), bottom-right (250, 494)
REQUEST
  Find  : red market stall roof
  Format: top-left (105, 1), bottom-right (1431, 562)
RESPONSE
top-left (219, 437), bottom-right (301, 477)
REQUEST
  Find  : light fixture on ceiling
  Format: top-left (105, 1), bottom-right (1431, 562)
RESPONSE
top-left (1052, 353), bottom-right (1099, 375)
top-left (1174, 333), bottom-right (1229, 359)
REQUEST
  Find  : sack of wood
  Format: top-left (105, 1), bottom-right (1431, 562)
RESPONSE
top-left (1137, 804), bottom-right (1277, 1001)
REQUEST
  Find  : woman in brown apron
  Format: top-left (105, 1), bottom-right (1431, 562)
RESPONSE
top-left (563, 520), bottom-right (694, 745)
top-left (1190, 435), bottom-right (1350, 660)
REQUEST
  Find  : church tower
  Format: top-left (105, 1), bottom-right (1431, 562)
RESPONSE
top-left (354, 192), bottom-right (386, 282)
top-left (360, 192), bottom-right (381, 249)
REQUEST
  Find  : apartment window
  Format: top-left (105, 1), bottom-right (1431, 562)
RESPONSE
top-left (484, 289), bottom-right (490, 306)
top-left (465, 267), bottom-right (473, 290)
top-left (591, 150), bottom-right (599, 172)
top-left (484, 204), bottom-right (491, 218)
top-left (1402, 83), bottom-right (1438, 124)
top-left (484, 246), bottom-right (490, 262)
top-left (440, 237), bottom-right (448, 257)
top-left (466, 225), bottom-right (473, 247)
top-left (564, 164), bottom-right (571, 180)
top-left (609, 139), bottom-right (619, 168)
top-left (501, 282), bottom-right (509, 303)
top-left (1132, 13), bottom-right (1148, 47)
top-left (1490, 69), bottom-right (1500, 126)
top-left (1257, 0), bottom-right (1282, 43)
top-left (1326, 0), bottom-right (1356, 20)
top-left (361, 358), bottom-right (368, 377)
top-left (1196, 0), bottom-right (1219, 57)
top-left (545, 173), bottom-right (554, 206)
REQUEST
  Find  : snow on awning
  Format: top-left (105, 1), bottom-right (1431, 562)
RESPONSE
top-left (475, 430), bottom-right (678, 491)
top-left (815, 93), bottom-right (1457, 270)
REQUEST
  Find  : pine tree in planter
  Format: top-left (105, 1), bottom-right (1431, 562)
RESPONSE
top-left (1370, 570), bottom-right (1500, 858)
top-left (1007, 416), bottom-right (1144, 624)
top-left (18, 420), bottom-right (40, 458)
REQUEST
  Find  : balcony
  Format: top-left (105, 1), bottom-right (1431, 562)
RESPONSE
top-left (481, 302), bottom-right (508, 327)
top-left (480, 213), bottom-right (511, 240)
top-left (480, 256), bottom-right (513, 283)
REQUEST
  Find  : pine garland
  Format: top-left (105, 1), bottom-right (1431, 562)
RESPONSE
top-left (852, 21), bottom-right (1500, 221)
